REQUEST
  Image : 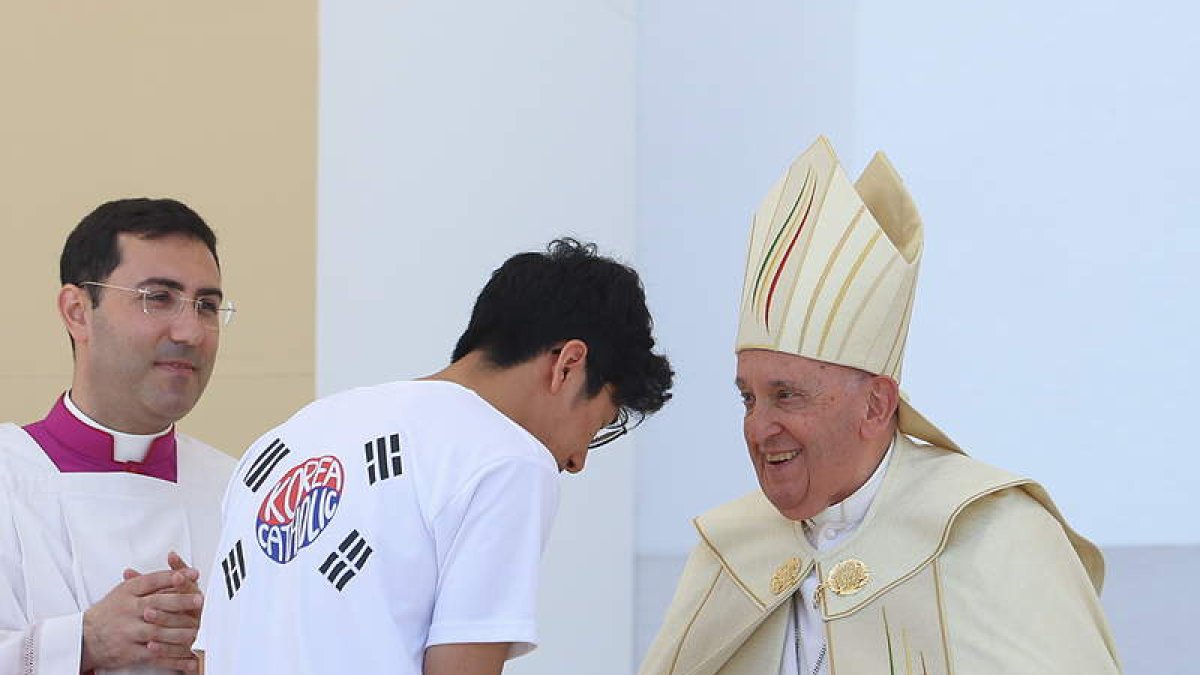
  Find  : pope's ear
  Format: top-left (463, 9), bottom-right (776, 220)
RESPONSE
top-left (862, 375), bottom-right (899, 437)
top-left (59, 284), bottom-right (91, 345)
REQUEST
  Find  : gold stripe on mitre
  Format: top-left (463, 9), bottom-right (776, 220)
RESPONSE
top-left (736, 135), bottom-right (961, 453)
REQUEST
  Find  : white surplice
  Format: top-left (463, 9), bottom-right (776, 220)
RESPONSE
top-left (0, 424), bottom-right (233, 675)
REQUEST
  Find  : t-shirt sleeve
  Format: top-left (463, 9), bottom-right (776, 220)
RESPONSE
top-left (191, 452), bottom-right (249, 660)
top-left (190, 552), bottom-right (223, 656)
top-left (426, 456), bottom-right (558, 658)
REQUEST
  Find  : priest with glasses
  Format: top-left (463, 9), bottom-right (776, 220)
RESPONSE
top-left (0, 198), bottom-right (237, 674)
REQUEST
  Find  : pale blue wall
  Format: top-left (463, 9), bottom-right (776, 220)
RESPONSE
top-left (635, 0), bottom-right (1199, 554)
top-left (635, 0), bottom-right (862, 557)
top-left (319, 2), bottom-right (637, 674)
top-left (853, 0), bottom-right (1199, 546)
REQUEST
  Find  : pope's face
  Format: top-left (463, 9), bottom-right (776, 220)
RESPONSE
top-left (735, 349), bottom-right (877, 521)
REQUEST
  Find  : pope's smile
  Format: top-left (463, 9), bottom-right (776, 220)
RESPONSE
top-left (765, 450), bottom-right (799, 465)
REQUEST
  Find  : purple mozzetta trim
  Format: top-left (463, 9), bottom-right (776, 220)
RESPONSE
top-left (22, 395), bottom-right (178, 482)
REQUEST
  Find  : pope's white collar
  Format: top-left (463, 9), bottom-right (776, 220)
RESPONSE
top-left (803, 435), bottom-right (894, 534)
top-left (63, 392), bottom-right (170, 463)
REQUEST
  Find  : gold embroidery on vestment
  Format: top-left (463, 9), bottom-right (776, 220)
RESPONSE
top-left (826, 558), bottom-right (870, 596)
top-left (770, 557), bottom-right (801, 595)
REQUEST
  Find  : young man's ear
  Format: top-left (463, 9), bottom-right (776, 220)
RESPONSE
top-left (548, 339), bottom-right (589, 394)
top-left (58, 284), bottom-right (91, 346)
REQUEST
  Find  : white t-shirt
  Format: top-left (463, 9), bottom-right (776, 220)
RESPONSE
top-left (195, 381), bottom-right (560, 675)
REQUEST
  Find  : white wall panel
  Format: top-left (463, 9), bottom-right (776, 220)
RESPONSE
top-left (319, 2), bottom-right (636, 672)
top-left (635, 0), bottom-right (861, 555)
top-left (853, 0), bottom-right (1199, 546)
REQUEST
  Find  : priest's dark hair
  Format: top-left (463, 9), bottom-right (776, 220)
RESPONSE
top-left (452, 237), bottom-right (673, 419)
top-left (60, 197), bottom-right (219, 307)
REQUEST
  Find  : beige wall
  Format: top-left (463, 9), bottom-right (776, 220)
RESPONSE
top-left (0, 2), bottom-right (316, 456)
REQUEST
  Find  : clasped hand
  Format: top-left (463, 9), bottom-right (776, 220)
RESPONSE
top-left (81, 551), bottom-right (204, 673)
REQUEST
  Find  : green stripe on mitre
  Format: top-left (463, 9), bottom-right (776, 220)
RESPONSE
top-left (751, 168), bottom-right (812, 310)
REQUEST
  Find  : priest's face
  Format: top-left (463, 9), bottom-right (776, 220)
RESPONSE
top-left (736, 349), bottom-right (881, 521)
top-left (70, 233), bottom-right (222, 433)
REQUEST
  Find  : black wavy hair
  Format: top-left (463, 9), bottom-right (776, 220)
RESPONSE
top-left (452, 238), bottom-right (673, 419)
top-left (60, 197), bottom-right (218, 306)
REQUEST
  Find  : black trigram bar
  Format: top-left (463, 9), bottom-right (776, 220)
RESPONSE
top-left (365, 433), bottom-right (403, 485)
top-left (318, 529), bottom-right (374, 592)
top-left (221, 540), bottom-right (247, 600)
top-left (244, 438), bottom-right (290, 492)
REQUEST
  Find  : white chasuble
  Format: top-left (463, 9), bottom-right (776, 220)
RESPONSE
top-left (639, 435), bottom-right (1120, 675)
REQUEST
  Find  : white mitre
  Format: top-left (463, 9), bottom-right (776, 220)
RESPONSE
top-left (736, 135), bottom-right (960, 453)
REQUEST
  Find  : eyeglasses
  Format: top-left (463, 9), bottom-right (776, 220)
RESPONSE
top-left (589, 407), bottom-right (640, 450)
top-left (81, 282), bottom-right (236, 330)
